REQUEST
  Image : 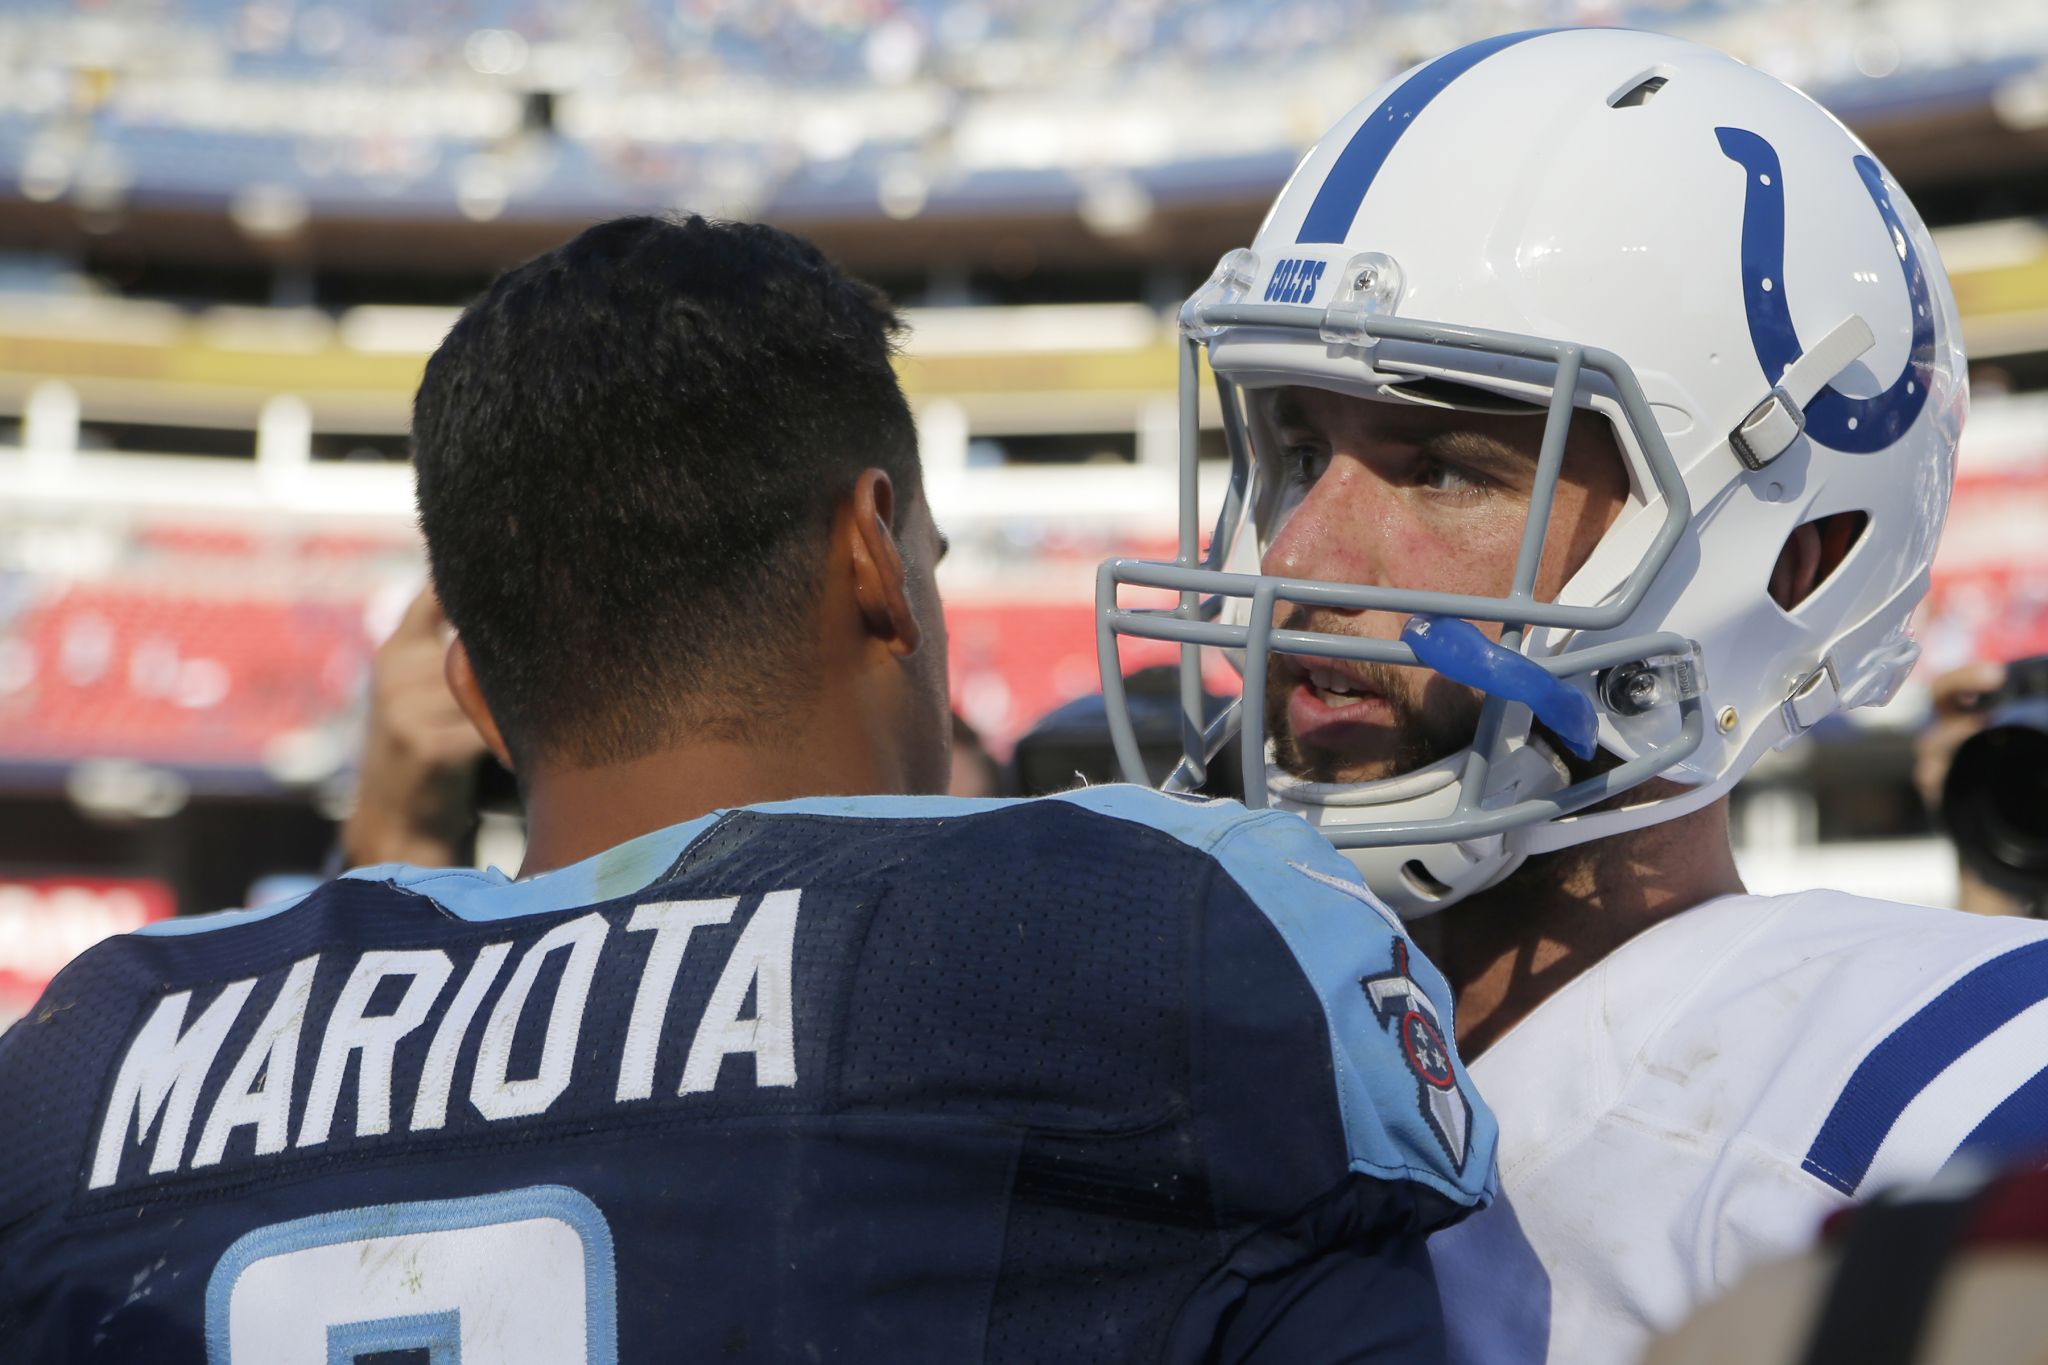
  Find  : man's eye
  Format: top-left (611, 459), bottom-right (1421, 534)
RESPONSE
top-left (1282, 443), bottom-right (1331, 486)
top-left (1418, 457), bottom-right (1485, 493)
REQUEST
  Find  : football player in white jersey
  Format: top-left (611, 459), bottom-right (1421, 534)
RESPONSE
top-left (1095, 26), bottom-right (2048, 1365)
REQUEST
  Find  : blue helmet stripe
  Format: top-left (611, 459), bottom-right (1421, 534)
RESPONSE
top-left (1295, 29), bottom-right (1562, 245)
top-left (1802, 939), bottom-right (2048, 1195)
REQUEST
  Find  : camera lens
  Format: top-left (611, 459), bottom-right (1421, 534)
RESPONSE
top-left (1943, 700), bottom-right (2048, 896)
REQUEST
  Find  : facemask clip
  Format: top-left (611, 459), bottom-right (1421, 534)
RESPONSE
top-left (1181, 248), bottom-right (1260, 340)
top-left (1319, 252), bottom-right (1404, 347)
top-left (1599, 644), bottom-right (1707, 718)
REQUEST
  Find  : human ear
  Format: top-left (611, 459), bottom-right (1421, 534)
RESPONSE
top-left (1769, 511), bottom-right (1864, 611)
top-left (1768, 523), bottom-right (1819, 610)
top-left (844, 468), bottom-right (923, 656)
top-left (443, 635), bottom-right (516, 771)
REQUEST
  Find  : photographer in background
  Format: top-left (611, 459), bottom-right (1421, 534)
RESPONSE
top-left (339, 583), bottom-right (493, 870)
top-left (1918, 658), bottom-right (2048, 918)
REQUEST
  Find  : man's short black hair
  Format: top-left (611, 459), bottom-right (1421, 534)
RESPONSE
top-left (413, 214), bottom-right (919, 769)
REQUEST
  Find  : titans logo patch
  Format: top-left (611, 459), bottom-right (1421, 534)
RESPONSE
top-left (1361, 940), bottom-right (1471, 1172)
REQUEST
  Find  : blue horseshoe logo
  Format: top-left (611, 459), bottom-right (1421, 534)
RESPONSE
top-left (1714, 127), bottom-right (1934, 454)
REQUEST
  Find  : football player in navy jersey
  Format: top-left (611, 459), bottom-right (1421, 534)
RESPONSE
top-left (0, 214), bottom-right (1496, 1363)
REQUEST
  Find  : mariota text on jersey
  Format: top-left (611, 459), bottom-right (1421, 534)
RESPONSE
top-left (87, 890), bottom-right (804, 1191)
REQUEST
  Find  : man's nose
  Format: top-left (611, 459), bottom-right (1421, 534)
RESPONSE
top-left (1260, 458), bottom-right (1387, 588)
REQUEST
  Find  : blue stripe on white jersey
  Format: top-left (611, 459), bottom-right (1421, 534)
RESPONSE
top-left (1803, 939), bottom-right (2048, 1195)
top-left (1958, 1065), bottom-right (2048, 1165)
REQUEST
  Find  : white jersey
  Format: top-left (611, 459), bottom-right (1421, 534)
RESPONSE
top-left (1431, 890), bottom-right (2048, 1365)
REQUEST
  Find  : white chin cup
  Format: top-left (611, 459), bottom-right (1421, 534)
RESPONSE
top-left (1264, 740), bottom-right (1570, 920)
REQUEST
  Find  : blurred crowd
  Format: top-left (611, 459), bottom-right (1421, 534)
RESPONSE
top-left (2, 0), bottom-right (2045, 225)
top-left (10, 0), bottom-right (2038, 89)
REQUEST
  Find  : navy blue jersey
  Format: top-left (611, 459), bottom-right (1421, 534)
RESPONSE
top-left (0, 788), bottom-right (1496, 1363)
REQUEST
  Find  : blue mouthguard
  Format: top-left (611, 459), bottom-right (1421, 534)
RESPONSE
top-left (1399, 614), bottom-right (1598, 760)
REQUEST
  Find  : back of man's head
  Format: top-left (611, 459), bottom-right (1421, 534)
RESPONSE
top-left (413, 214), bottom-right (919, 771)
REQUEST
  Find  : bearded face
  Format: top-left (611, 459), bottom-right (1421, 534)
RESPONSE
top-left (1253, 385), bottom-right (1629, 784)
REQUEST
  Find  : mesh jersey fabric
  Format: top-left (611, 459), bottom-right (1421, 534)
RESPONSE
top-left (0, 786), bottom-right (1497, 1363)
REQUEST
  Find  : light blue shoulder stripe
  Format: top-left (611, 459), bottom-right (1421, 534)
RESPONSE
top-left (134, 794), bottom-right (1043, 934)
top-left (130, 786), bottom-right (1401, 943)
top-left (746, 788), bottom-right (1348, 872)
top-left (135, 812), bottom-right (729, 933)
top-left (748, 785), bottom-right (1258, 849)
top-left (374, 789), bottom-right (1257, 925)
top-left (130, 786), bottom-right (1343, 934)
top-left (1204, 808), bottom-right (1499, 1210)
top-left (132, 889), bottom-right (320, 937)
top-left (343, 813), bottom-right (729, 923)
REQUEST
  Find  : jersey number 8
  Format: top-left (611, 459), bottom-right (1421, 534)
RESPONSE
top-left (205, 1185), bottom-right (618, 1364)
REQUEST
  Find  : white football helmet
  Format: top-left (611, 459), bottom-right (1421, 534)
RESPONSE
top-left (1096, 27), bottom-right (1966, 918)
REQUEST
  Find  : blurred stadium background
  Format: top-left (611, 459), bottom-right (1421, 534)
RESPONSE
top-left (2, 0), bottom-right (2048, 1019)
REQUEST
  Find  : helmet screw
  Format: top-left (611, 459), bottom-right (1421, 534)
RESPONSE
top-left (1717, 706), bottom-right (1739, 733)
top-left (1600, 663), bottom-right (1664, 718)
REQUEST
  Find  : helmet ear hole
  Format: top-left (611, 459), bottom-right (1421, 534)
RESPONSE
top-left (1400, 860), bottom-right (1455, 902)
top-left (1771, 511), bottom-right (1868, 612)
